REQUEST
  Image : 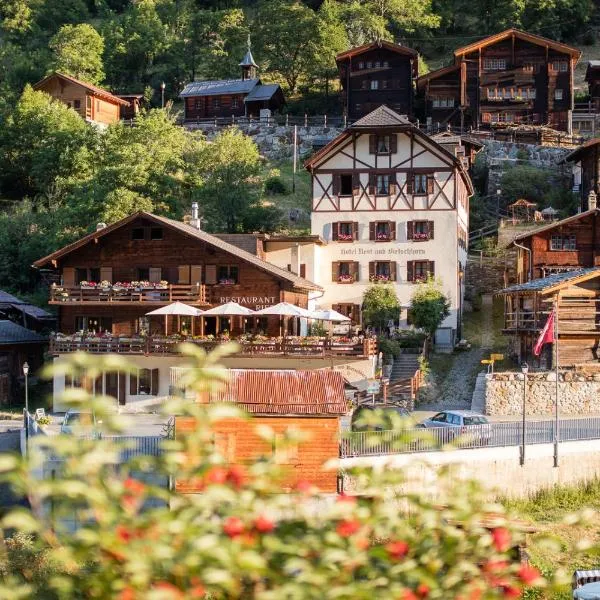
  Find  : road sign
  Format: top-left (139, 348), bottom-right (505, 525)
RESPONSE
top-left (491, 353), bottom-right (504, 361)
top-left (366, 380), bottom-right (380, 394)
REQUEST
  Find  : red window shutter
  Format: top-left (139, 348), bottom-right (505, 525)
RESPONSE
top-left (332, 174), bottom-right (339, 196)
top-left (407, 261), bottom-right (414, 282)
top-left (369, 135), bottom-right (376, 154)
top-left (406, 173), bottom-right (413, 194)
top-left (427, 175), bottom-right (435, 194)
top-left (332, 222), bottom-right (339, 241)
top-left (428, 221), bottom-right (435, 240)
top-left (352, 173), bottom-right (360, 195)
top-left (390, 221), bottom-right (396, 240)
top-left (300, 264), bottom-right (306, 278)
top-left (353, 222), bottom-right (359, 240)
top-left (369, 222), bottom-right (375, 241)
top-left (390, 261), bottom-right (397, 281)
top-left (332, 262), bottom-right (339, 282)
top-left (407, 221), bottom-right (414, 240)
top-left (390, 134), bottom-right (397, 154)
top-left (368, 173), bottom-right (375, 195)
top-left (429, 261), bottom-right (435, 277)
top-left (369, 262), bottom-right (375, 280)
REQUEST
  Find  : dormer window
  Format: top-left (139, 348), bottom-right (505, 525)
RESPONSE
top-left (369, 134), bottom-right (396, 155)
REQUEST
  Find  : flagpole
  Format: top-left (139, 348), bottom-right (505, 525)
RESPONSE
top-left (554, 297), bottom-right (559, 468)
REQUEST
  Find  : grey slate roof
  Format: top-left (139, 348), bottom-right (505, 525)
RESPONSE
top-left (180, 78), bottom-right (259, 98)
top-left (351, 105), bottom-right (412, 128)
top-left (0, 320), bottom-right (46, 345)
top-left (588, 60), bottom-right (600, 67)
top-left (0, 290), bottom-right (53, 321)
top-left (499, 268), bottom-right (600, 294)
top-left (245, 83), bottom-right (281, 102)
top-left (213, 234), bottom-right (261, 255)
top-left (239, 49), bottom-right (258, 68)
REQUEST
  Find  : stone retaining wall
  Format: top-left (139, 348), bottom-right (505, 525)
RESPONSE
top-left (485, 371), bottom-right (600, 415)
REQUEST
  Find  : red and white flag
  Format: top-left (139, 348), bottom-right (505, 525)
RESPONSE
top-left (533, 309), bottom-right (555, 356)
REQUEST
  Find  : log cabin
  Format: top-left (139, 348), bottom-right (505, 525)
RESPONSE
top-left (116, 94), bottom-right (144, 120)
top-left (180, 45), bottom-right (285, 121)
top-left (336, 40), bottom-right (418, 121)
top-left (564, 139), bottom-right (600, 212)
top-left (417, 29), bottom-right (581, 133)
top-left (499, 268), bottom-right (600, 368)
top-left (33, 72), bottom-right (129, 127)
top-left (175, 369), bottom-right (347, 494)
top-left (585, 61), bottom-right (600, 112)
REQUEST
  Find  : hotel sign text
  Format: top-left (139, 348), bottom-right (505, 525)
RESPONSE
top-left (219, 296), bottom-right (277, 310)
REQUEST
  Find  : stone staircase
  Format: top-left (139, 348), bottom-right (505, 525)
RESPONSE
top-left (387, 353), bottom-right (421, 407)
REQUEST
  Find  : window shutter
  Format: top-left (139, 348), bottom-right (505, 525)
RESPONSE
top-left (63, 267), bottom-right (75, 287)
top-left (130, 372), bottom-right (137, 396)
top-left (100, 267), bottom-right (112, 283)
top-left (369, 262), bottom-right (375, 280)
top-left (118, 372), bottom-right (126, 406)
top-left (151, 368), bottom-right (159, 396)
top-left (369, 222), bottom-right (376, 241)
top-left (390, 134), bottom-right (397, 154)
top-left (407, 261), bottom-right (414, 282)
top-left (428, 221), bottom-right (435, 240)
top-left (332, 174), bottom-right (339, 196)
top-left (427, 175), bottom-right (435, 194)
top-left (178, 265), bottom-right (190, 284)
top-left (353, 304), bottom-right (361, 324)
top-left (429, 261), bottom-right (435, 277)
top-left (407, 221), bottom-right (414, 240)
top-left (300, 264), bottom-right (306, 278)
top-left (352, 173), bottom-right (360, 195)
top-left (368, 173), bottom-right (375, 195)
top-left (287, 264), bottom-right (291, 272)
top-left (389, 172), bottom-right (397, 195)
top-left (406, 173), bottom-right (413, 194)
top-left (390, 221), bottom-right (397, 240)
top-left (190, 265), bottom-right (202, 285)
top-left (353, 222), bottom-right (359, 240)
top-left (332, 222), bottom-right (339, 241)
top-left (390, 261), bottom-right (397, 281)
top-left (351, 262), bottom-right (359, 280)
top-left (369, 135), bottom-right (376, 154)
top-left (332, 303), bottom-right (339, 312)
top-left (149, 267), bottom-right (162, 283)
top-left (205, 265), bottom-right (217, 285)
top-left (332, 262), bottom-right (339, 282)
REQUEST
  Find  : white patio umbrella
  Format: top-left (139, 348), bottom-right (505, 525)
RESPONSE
top-left (146, 302), bottom-right (204, 335)
top-left (312, 309), bottom-right (351, 322)
top-left (202, 302), bottom-right (255, 316)
top-left (254, 302), bottom-right (313, 336)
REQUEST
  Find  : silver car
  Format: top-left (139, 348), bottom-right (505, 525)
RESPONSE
top-left (419, 410), bottom-right (491, 446)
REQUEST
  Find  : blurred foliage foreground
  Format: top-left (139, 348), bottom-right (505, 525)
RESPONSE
top-left (0, 343), bottom-right (587, 599)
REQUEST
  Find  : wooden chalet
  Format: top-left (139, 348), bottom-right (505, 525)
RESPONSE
top-left (175, 369), bottom-right (347, 493)
top-left (564, 139), bottom-right (600, 211)
top-left (499, 268), bottom-right (600, 368)
top-left (116, 94), bottom-right (144, 120)
top-left (336, 40), bottom-right (418, 121)
top-left (417, 29), bottom-right (581, 132)
top-left (0, 290), bottom-right (55, 332)
top-left (180, 46), bottom-right (285, 120)
top-left (429, 130), bottom-right (483, 170)
top-left (508, 205), bottom-right (600, 285)
top-left (33, 72), bottom-right (129, 126)
top-left (585, 61), bottom-right (600, 111)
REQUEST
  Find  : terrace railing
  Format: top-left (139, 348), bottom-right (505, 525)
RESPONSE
top-left (49, 284), bottom-right (206, 304)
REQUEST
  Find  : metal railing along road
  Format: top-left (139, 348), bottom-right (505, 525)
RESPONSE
top-left (339, 417), bottom-right (600, 457)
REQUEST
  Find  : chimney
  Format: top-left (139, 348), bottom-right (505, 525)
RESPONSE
top-left (96, 222), bottom-right (107, 231)
top-left (589, 190), bottom-right (597, 211)
top-left (190, 202), bottom-right (201, 229)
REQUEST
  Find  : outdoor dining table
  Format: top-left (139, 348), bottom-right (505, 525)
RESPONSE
top-left (575, 582), bottom-right (600, 599)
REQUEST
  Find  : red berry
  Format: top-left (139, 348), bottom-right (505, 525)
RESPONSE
top-left (336, 519), bottom-right (361, 537)
top-left (385, 540), bottom-right (410, 559)
top-left (254, 515), bottom-right (275, 534)
top-left (491, 527), bottom-right (511, 552)
top-left (223, 516), bottom-right (245, 538)
top-left (518, 564), bottom-right (541, 585)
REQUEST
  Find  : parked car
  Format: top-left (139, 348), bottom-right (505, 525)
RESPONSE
top-left (351, 404), bottom-right (412, 432)
top-left (419, 410), bottom-right (491, 446)
top-left (60, 409), bottom-right (100, 437)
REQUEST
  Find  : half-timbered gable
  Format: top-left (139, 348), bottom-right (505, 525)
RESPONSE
top-left (305, 106), bottom-right (473, 348)
top-left (336, 40), bottom-right (418, 120)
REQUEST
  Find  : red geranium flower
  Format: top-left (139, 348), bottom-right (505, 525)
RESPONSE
top-left (518, 564), bottom-right (541, 585)
top-left (190, 584), bottom-right (206, 598)
top-left (115, 525), bottom-right (133, 543)
top-left (152, 582), bottom-right (184, 598)
top-left (119, 587), bottom-right (135, 600)
top-left (355, 537), bottom-right (370, 550)
top-left (483, 560), bottom-right (510, 573)
top-left (254, 515), bottom-right (275, 534)
top-left (223, 516), bottom-right (245, 538)
top-left (416, 583), bottom-right (430, 598)
top-left (295, 480), bottom-right (313, 494)
top-left (226, 465), bottom-right (247, 489)
top-left (206, 466), bottom-right (228, 485)
top-left (400, 590), bottom-right (418, 600)
top-left (122, 478), bottom-right (145, 511)
top-left (336, 519), bottom-right (361, 537)
top-left (501, 585), bottom-right (521, 599)
top-left (385, 540), bottom-right (410, 559)
top-left (491, 527), bottom-right (511, 552)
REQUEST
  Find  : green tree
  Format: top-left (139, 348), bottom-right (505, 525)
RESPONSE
top-left (49, 23), bottom-right (105, 84)
top-left (362, 284), bottom-right (401, 333)
top-left (367, 0), bottom-right (441, 34)
top-left (409, 275), bottom-right (450, 340)
top-left (194, 128), bottom-right (279, 233)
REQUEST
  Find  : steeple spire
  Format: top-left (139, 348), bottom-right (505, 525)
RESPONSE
top-left (240, 35), bottom-right (258, 80)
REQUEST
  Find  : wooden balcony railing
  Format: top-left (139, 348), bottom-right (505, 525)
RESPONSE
top-left (49, 284), bottom-right (206, 304)
top-left (49, 335), bottom-right (377, 358)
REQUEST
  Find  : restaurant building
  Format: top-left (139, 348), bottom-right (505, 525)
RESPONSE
top-left (304, 105), bottom-right (473, 347)
top-left (34, 211), bottom-right (376, 411)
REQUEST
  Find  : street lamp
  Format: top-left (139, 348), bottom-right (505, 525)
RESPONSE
top-left (520, 362), bottom-right (528, 466)
top-left (160, 81), bottom-right (166, 109)
top-left (23, 362), bottom-right (29, 449)
top-left (496, 188), bottom-right (502, 218)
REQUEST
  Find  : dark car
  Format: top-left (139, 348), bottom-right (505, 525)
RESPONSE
top-left (351, 404), bottom-right (412, 432)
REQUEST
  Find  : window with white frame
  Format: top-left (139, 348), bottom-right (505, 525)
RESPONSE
top-left (483, 58), bottom-right (506, 71)
top-left (376, 174), bottom-right (390, 195)
top-left (551, 61), bottom-right (568, 72)
top-left (413, 174), bottom-right (428, 195)
top-left (555, 89), bottom-right (564, 100)
top-left (370, 80), bottom-right (379, 90)
top-left (550, 234), bottom-right (576, 250)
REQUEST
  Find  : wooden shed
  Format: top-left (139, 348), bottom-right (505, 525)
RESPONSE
top-left (175, 369), bottom-right (348, 494)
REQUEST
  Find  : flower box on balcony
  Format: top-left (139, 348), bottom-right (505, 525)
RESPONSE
top-left (376, 233), bottom-right (391, 241)
top-left (369, 275), bottom-right (390, 283)
top-left (337, 275), bottom-right (354, 283)
top-left (412, 233), bottom-right (430, 241)
top-left (338, 233), bottom-right (354, 241)
top-left (218, 279), bottom-right (237, 285)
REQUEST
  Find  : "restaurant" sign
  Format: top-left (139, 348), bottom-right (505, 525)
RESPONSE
top-left (219, 296), bottom-right (277, 310)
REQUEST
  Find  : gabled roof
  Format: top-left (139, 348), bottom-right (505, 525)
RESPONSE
top-left (180, 78), bottom-right (259, 98)
top-left (509, 208), bottom-right (600, 246)
top-left (33, 212), bottom-right (322, 292)
top-left (207, 369), bottom-right (347, 415)
top-left (563, 138), bottom-right (600, 163)
top-left (0, 290), bottom-right (54, 321)
top-left (351, 105), bottom-right (412, 128)
top-left (336, 39), bottom-right (418, 61)
top-left (416, 63), bottom-right (461, 88)
top-left (0, 320), bottom-right (46, 345)
top-left (454, 29), bottom-right (581, 60)
top-left (33, 72), bottom-right (129, 106)
top-left (498, 268), bottom-right (600, 295)
top-left (245, 83), bottom-right (282, 102)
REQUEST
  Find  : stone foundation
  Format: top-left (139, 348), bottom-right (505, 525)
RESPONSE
top-left (485, 371), bottom-right (600, 415)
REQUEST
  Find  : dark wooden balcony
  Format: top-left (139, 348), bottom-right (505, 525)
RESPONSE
top-left (49, 284), bottom-right (207, 305)
top-left (49, 335), bottom-right (377, 358)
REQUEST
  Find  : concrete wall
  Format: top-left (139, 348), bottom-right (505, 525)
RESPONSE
top-left (339, 439), bottom-right (600, 499)
top-left (485, 371), bottom-right (600, 416)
